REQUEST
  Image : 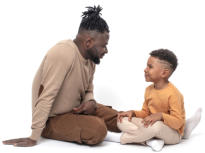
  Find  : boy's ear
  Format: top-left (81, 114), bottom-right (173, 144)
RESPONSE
top-left (161, 69), bottom-right (170, 78)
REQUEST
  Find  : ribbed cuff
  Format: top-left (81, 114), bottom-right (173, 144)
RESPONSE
top-left (29, 128), bottom-right (43, 141)
top-left (83, 93), bottom-right (94, 103)
top-left (162, 113), bottom-right (168, 123)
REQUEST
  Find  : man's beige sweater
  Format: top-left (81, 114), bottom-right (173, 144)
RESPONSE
top-left (30, 40), bottom-right (95, 141)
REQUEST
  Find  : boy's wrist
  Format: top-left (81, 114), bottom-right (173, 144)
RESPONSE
top-left (160, 112), bottom-right (164, 121)
top-left (131, 110), bottom-right (136, 117)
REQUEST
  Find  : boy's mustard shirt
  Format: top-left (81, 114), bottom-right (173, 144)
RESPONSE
top-left (134, 82), bottom-right (185, 135)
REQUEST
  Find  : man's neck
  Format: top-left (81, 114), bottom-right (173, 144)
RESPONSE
top-left (73, 38), bottom-right (88, 59)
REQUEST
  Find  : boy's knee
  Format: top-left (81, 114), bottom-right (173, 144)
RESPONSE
top-left (152, 121), bottom-right (164, 134)
top-left (131, 117), bottom-right (144, 127)
top-left (117, 117), bottom-right (128, 130)
top-left (117, 117), bottom-right (138, 133)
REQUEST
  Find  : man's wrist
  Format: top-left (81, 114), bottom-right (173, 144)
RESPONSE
top-left (89, 99), bottom-right (96, 103)
top-left (30, 129), bottom-right (43, 141)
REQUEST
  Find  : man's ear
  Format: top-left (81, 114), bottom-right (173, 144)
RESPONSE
top-left (84, 36), bottom-right (94, 49)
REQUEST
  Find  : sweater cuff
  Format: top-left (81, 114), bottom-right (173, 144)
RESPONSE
top-left (83, 92), bottom-right (94, 102)
top-left (162, 113), bottom-right (168, 123)
top-left (29, 128), bottom-right (43, 141)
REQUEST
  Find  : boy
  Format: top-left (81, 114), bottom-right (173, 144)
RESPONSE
top-left (114, 49), bottom-right (202, 151)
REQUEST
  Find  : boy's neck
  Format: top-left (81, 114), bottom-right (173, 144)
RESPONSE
top-left (154, 79), bottom-right (169, 90)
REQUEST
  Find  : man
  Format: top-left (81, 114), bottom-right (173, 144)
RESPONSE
top-left (3, 5), bottom-right (120, 147)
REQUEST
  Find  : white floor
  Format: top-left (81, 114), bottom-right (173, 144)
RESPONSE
top-left (1, 1), bottom-right (205, 153)
top-left (1, 119), bottom-right (204, 153)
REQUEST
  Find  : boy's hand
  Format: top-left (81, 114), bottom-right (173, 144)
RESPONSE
top-left (142, 112), bottom-right (163, 128)
top-left (72, 100), bottom-right (97, 115)
top-left (2, 138), bottom-right (37, 147)
top-left (117, 110), bottom-right (135, 122)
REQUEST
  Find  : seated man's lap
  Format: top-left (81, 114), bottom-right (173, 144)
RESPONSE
top-left (42, 112), bottom-right (107, 145)
top-left (96, 103), bottom-right (120, 132)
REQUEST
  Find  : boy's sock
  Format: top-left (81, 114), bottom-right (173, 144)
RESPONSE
top-left (146, 139), bottom-right (164, 152)
top-left (104, 131), bottom-right (121, 143)
top-left (183, 107), bottom-right (202, 139)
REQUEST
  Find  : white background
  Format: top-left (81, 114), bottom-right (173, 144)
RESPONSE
top-left (0, 0), bottom-right (204, 153)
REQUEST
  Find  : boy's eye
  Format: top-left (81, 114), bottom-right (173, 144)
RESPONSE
top-left (148, 64), bottom-right (152, 68)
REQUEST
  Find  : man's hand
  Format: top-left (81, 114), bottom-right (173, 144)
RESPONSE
top-left (142, 112), bottom-right (163, 128)
top-left (2, 138), bottom-right (37, 147)
top-left (117, 110), bottom-right (135, 122)
top-left (72, 100), bottom-right (97, 115)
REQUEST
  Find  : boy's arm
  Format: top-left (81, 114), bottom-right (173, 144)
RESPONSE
top-left (162, 94), bottom-right (185, 130)
top-left (134, 88), bottom-right (150, 118)
top-left (134, 100), bottom-right (150, 118)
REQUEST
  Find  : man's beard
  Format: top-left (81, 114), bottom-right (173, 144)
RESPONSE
top-left (87, 47), bottom-right (100, 64)
top-left (92, 57), bottom-right (100, 64)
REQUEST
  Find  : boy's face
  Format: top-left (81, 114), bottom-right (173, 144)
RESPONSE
top-left (144, 56), bottom-right (166, 83)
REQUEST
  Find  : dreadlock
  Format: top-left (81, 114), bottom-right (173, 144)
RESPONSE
top-left (79, 5), bottom-right (109, 33)
top-left (150, 49), bottom-right (178, 72)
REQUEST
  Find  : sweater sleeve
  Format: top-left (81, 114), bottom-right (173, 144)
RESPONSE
top-left (83, 64), bottom-right (95, 102)
top-left (134, 101), bottom-right (150, 118)
top-left (30, 44), bottom-right (75, 140)
top-left (162, 94), bottom-right (185, 131)
top-left (134, 88), bottom-right (150, 118)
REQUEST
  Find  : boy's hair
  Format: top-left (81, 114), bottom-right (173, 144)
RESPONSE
top-left (78, 5), bottom-right (109, 33)
top-left (150, 49), bottom-right (178, 72)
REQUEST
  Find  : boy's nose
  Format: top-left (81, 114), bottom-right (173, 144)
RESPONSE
top-left (144, 67), bottom-right (147, 73)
